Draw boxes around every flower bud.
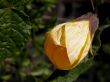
[44,13,99,70]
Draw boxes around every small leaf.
[1,75,11,80]
[30,70,44,76]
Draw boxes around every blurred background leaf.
[0,8,31,59]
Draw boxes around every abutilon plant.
[44,13,99,70]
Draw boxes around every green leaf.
[46,57,93,82]
[0,8,31,59]
[0,0,31,10]
[92,28,101,55]
[1,75,11,81]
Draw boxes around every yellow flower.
[44,13,99,70]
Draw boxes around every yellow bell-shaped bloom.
[44,13,99,70]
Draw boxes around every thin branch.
[90,0,95,11]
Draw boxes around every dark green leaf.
[46,57,93,82]
[0,9,31,59]
[0,0,31,10]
